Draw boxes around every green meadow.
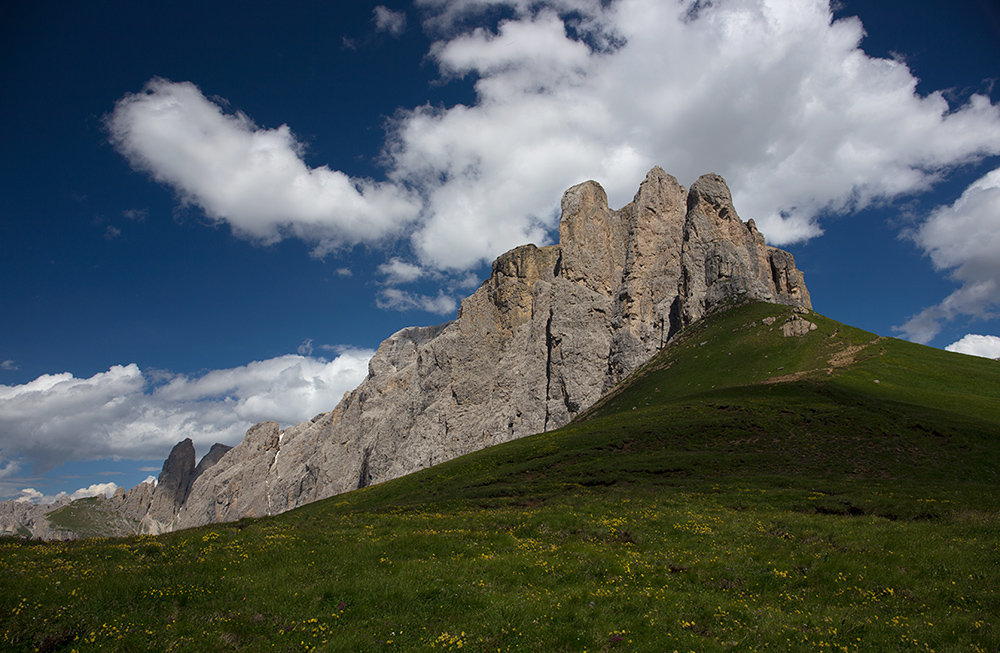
[3,301,999,652]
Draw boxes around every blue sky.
[2,0,999,503]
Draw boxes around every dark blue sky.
[2,0,999,501]
[2,0,452,378]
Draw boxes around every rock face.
[0,497,72,540]
[194,442,232,478]
[0,168,811,538]
[109,479,155,525]
[140,440,233,533]
[146,438,196,527]
[97,439,235,536]
[175,422,282,527]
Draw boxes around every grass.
[2,301,999,652]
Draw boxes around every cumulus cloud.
[105,78,421,253]
[12,481,127,505]
[154,351,375,424]
[376,288,458,315]
[896,167,1000,343]
[378,257,426,284]
[945,334,1000,360]
[374,256,464,316]
[0,350,373,475]
[394,0,1000,268]
[108,1,1000,276]
[69,482,119,500]
[374,5,408,35]
[14,488,46,504]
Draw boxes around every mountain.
[4,300,999,651]
[332,299,1000,511]
[2,167,812,538]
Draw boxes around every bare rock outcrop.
[0,440,232,539]
[109,478,155,524]
[0,497,72,540]
[193,442,232,479]
[782,314,819,337]
[130,439,233,534]
[145,438,196,529]
[175,422,281,527]
[681,173,809,325]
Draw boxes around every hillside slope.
[3,301,999,652]
[333,300,1000,514]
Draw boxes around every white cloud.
[0,350,373,474]
[1,360,18,371]
[108,2,1000,279]
[897,167,1000,343]
[392,0,1000,269]
[378,257,426,284]
[376,288,458,315]
[0,460,19,479]
[154,351,375,424]
[946,334,1000,360]
[69,482,119,500]
[374,6,408,35]
[297,339,315,356]
[14,488,46,504]
[13,482,125,505]
[106,78,422,253]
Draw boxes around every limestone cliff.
[1,168,811,538]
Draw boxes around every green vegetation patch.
[2,483,997,652]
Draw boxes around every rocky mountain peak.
[164,167,810,532]
[687,172,736,220]
[146,437,196,525]
[4,167,813,539]
[193,442,233,478]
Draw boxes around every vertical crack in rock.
[543,307,557,431]
[265,440,281,516]
[357,446,372,490]
[667,295,684,343]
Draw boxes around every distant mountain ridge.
[2,167,812,538]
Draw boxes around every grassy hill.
[2,301,998,652]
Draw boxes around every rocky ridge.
[3,168,811,538]
[0,496,72,540]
